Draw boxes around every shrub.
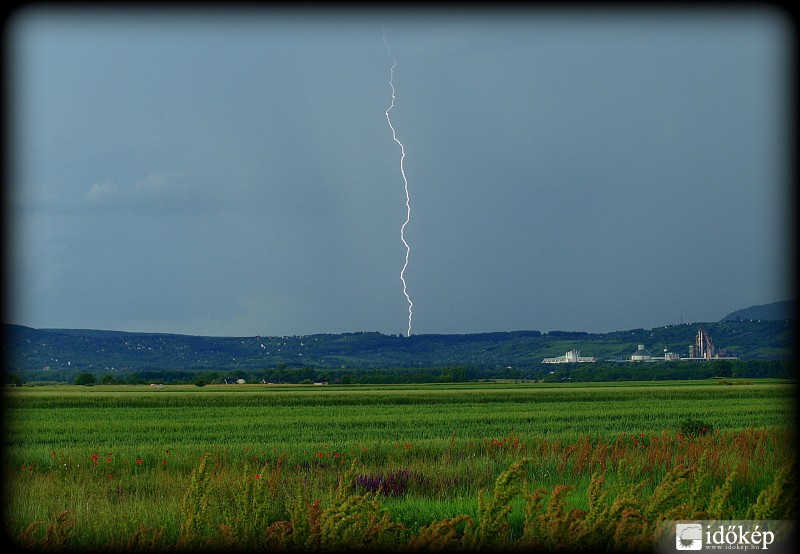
[679,417,714,437]
[73,372,96,386]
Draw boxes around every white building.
[630,345,653,362]
[542,350,596,364]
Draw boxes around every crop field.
[2,379,796,551]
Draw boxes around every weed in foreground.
[9,432,796,551]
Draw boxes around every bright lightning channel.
[383,28,413,337]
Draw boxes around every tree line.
[5,359,792,387]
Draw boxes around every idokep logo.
[675,523,703,550]
[669,521,789,552]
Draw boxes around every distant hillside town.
[542,328,737,364]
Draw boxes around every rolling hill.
[2,317,794,376]
[721,299,796,322]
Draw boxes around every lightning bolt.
[383,28,414,337]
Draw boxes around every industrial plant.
[542,350,596,364]
[541,328,738,363]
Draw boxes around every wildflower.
[106,473,113,479]
[165,450,170,454]
[50,451,56,457]
[162,460,167,465]
[255,474,261,479]
[135,459,143,465]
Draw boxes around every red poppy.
[135,459,143,465]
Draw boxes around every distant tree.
[440,366,468,382]
[298,367,316,381]
[711,360,733,378]
[127,373,148,385]
[204,370,221,384]
[73,372,96,386]
[100,374,116,385]
[194,377,207,388]
[5,373,23,387]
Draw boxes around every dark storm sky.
[6,6,793,337]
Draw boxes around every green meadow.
[3,380,795,551]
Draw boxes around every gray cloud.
[6,6,792,336]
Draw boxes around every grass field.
[2,379,796,551]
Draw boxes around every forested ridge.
[2,318,794,385]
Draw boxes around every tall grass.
[9,431,793,551]
[3,381,795,550]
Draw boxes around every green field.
[3,380,796,551]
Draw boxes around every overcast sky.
[5,5,793,337]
